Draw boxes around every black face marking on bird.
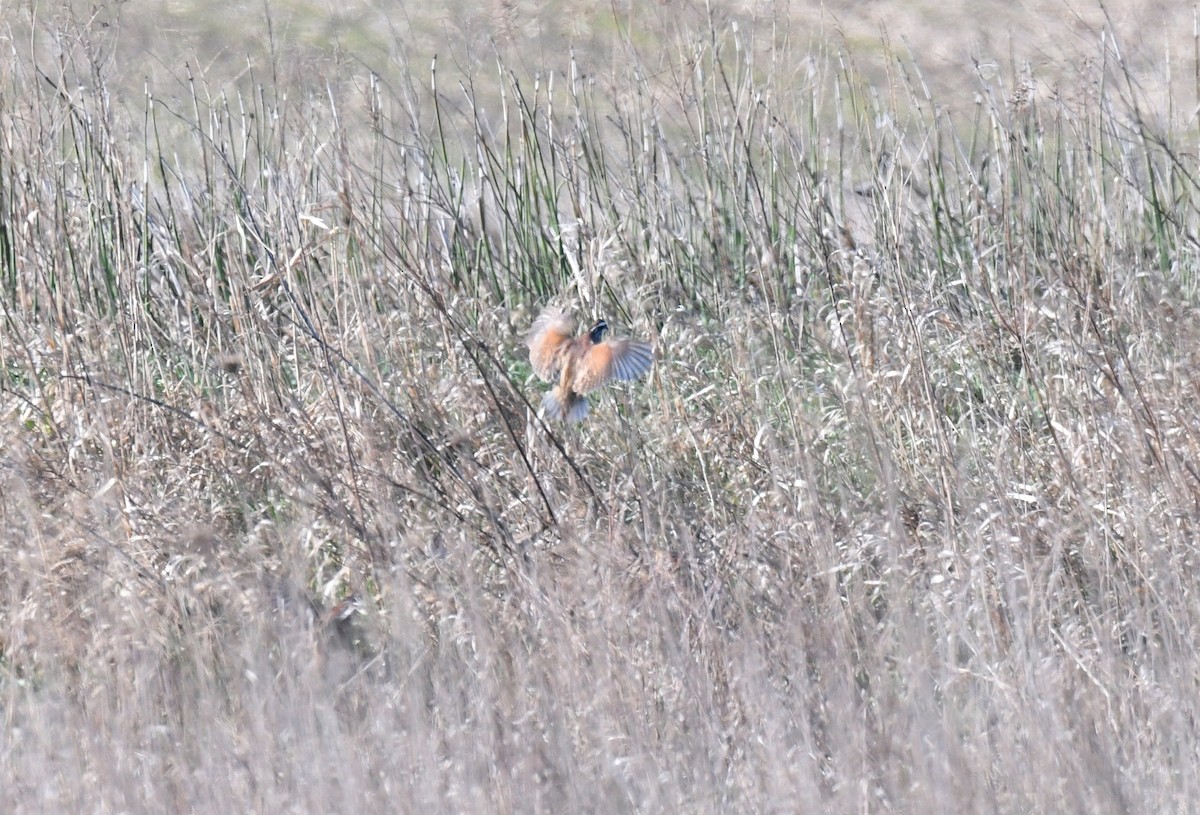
[587,319,609,344]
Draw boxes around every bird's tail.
[542,387,589,422]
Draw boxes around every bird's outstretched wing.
[526,309,576,381]
[573,339,654,393]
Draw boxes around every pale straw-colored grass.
[2,3,1199,812]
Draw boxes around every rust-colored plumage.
[526,308,654,422]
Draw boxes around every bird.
[526,307,654,422]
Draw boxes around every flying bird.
[526,308,654,422]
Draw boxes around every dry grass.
[3,2,1200,812]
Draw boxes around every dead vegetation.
[2,3,1200,812]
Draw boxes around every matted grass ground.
[3,1,1200,812]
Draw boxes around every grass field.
[4,1,1200,812]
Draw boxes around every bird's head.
[587,318,609,343]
